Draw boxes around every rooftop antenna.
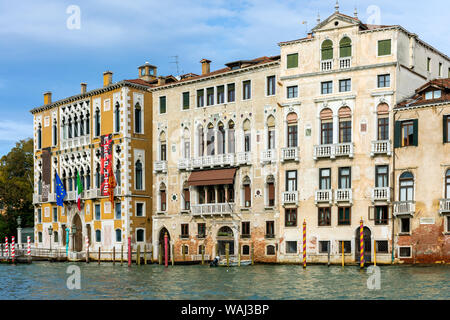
[170,55,180,75]
[335,0,339,13]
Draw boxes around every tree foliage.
[0,138,34,239]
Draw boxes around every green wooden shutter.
[321,40,333,60]
[394,121,402,148]
[412,119,419,146]
[160,96,166,114]
[182,92,189,109]
[444,115,448,143]
[378,39,391,56]
[287,53,298,68]
[339,37,351,57]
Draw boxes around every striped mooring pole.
[4,237,8,258]
[11,236,15,263]
[302,220,306,268]
[360,218,364,269]
[85,236,89,263]
[27,236,31,263]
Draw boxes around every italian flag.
[76,171,83,211]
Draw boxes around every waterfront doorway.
[72,214,83,252]
[355,226,372,263]
[158,227,171,262]
[217,226,234,255]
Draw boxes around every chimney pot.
[200,59,211,75]
[81,83,87,94]
[157,76,166,86]
[103,71,113,87]
[44,91,52,105]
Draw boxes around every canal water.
[0,262,448,299]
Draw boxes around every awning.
[187,168,237,186]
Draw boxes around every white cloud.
[0,120,32,142]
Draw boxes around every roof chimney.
[103,71,113,87]
[157,76,166,86]
[81,83,87,94]
[44,91,52,105]
[200,59,211,75]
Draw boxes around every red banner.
[100,134,113,196]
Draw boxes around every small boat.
[218,259,252,267]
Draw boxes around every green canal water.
[0,262,448,300]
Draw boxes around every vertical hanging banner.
[41,147,51,202]
[100,134,113,196]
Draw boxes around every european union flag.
[55,172,67,207]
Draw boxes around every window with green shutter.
[321,40,333,60]
[339,37,352,58]
[159,96,166,114]
[182,92,189,110]
[378,39,391,56]
[444,115,450,143]
[395,119,418,147]
[287,53,298,69]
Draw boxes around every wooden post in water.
[327,241,330,267]
[182,245,186,262]
[201,245,205,265]
[85,236,89,263]
[251,243,254,265]
[112,246,115,265]
[171,244,174,266]
[374,240,377,266]
[164,233,168,268]
[137,245,140,266]
[225,243,229,267]
[144,244,147,265]
[215,243,218,258]
[120,244,123,266]
[159,244,162,265]
[302,220,307,268]
[341,241,345,267]
[238,244,241,267]
[360,218,364,269]
[98,246,101,265]
[128,236,132,267]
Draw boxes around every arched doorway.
[217,226,234,256]
[158,227,171,262]
[355,226,372,263]
[72,214,83,252]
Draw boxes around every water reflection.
[0,262,448,300]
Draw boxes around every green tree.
[0,138,34,239]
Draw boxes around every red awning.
[187,168,237,186]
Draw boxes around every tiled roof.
[396,78,450,108]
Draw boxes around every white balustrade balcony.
[261,149,276,164]
[47,193,56,202]
[84,189,97,199]
[237,152,252,165]
[213,153,235,167]
[154,160,167,173]
[191,203,235,217]
[282,191,298,205]
[191,157,203,168]
[339,57,351,69]
[371,140,391,156]
[178,158,190,170]
[393,201,415,216]
[372,187,390,202]
[315,189,333,204]
[61,135,91,150]
[114,186,122,196]
[66,191,76,201]
[334,143,354,158]
[33,194,42,204]
[314,143,354,160]
[321,59,333,71]
[335,188,352,203]
[281,147,299,162]
[313,144,333,159]
[439,199,450,214]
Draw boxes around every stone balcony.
[191,203,235,217]
[315,189,333,204]
[335,188,352,203]
[371,187,391,202]
[321,58,351,71]
[313,143,354,160]
[439,199,450,214]
[236,152,252,165]
[32,193,42,204]
[282,191,298,205]
[154,160,167,173]
[339,57,352,69]
[261,149,276,164]
[281,147,299,162]
[321,59,333,71]
[393,201,415,216]
[61,136,91,150]
[371,140,391,156]
[178,158,190,170]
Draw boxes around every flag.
[55,172,67,207]
[108,167,117,209]
[76,171,83,211]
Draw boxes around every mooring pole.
[238,244,241,267]
[128,236,131,267]
[120,244,123,266]
[11,236,15,264]
[251,243,254,265]
[360,218,365,269]
[303,220,307,268]
[159,244,162,265]
[341,241,345,267]
[226,243,229,267]
[171,244,174,266]
[98,246,101,265]
[27,236,31,263]
[164,232,168,268]
[113,246,115,265]
[144,244,147,265]
[201,245,205,265]
[374,239,377,266]
[137,245,140,266]
[182,245,186,262]
[85,236,89,263]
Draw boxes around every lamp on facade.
[71,225,76,252]
[48,225,53,255]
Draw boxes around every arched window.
[85,167,91,190]
[85,112,90,135]
[159,183,166,211]
[338,107,352,143]
[115,161,121,187]
[321,39,333,60]
[68,117,73,139]
[339,37,352,58]
[54,231,59,243]
[267,116,276,149]
[73,115,78,137]
[37,123,42,149]
[95,108,100,137]
[243,176,251,207]
[286,113,298,148]
[217,122,225,154]
[399,172,414,201]
[52,120,58,146]
[445,169,450,199]
[136,229,144,242]
[79,114,84,136]
[228,121,235,153]
[377,103,389,140]
[183,128,190,159]
[182,182,190,210]
[159,131,167,161]
[135,160,143,190]
[266,175,275,206]
[243,119,251,152]
[198,244,205,255]
[266,245,276,255]
[206,123,215,156]
[114,102,120,133]
[115,229,122,242]
[198,125,204,156]
[95,230,101,242]
[320,108,333,144]
[95,164,101,189]
[80,167,85,189]
[134,103,142,133]
[68,170,73,192]
[38,173,42,195]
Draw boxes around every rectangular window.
[161,190,166,211]
[339,241,351,253]
[241,221,250,238]
[375,166,389,188]
[378,74,390,88]
[427,57,431,72]
[183,188,190,210]
[321,121,333,144]
[217,85,225,104]
[115,204,121,219]
[197,89,204,107]
[338,207,351,225]
[400,217,410,233]
[447,216,450,233]
[136,202,144,217]
[244,184,251,207]
[445,115,450,143]
[378,39,391,56]
[160,143,167,161]
[267,76,276,96]
[268,129,276,149]
[319,168,331,190]
[399,246,411,258]
[287,125,298,147]
[197,223,206,238]
[339,79,351,92]
[159,96,166,114]
[266,221,275,238]
[286,170,297,191]
[319,241,330,253]
[285,208,297,227]
[53,207,58,222]
[268,182,275,207]
[376,240,389,253]
[318,207,331,226]
[244,133,251,152]
[182,92,190,110]
[339,120,351,143]
[439,62,443,76]
[401,121,414,146]
[207,87,214,106]
[227,83,235,102]
[95,204,101,220]
[378,117,389,140]
[286,241,297,254]
[321,81,333,94]
[287,53,298,69]
[287,85,298,99]
[395,119,418,148]
[243,80,251,100]
[338,167,351,189]
[181,224,189,238]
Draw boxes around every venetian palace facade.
[31,8,450,264]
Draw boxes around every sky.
[0,0,448,157]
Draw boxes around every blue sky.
[0,0,448,156]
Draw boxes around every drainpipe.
[391,109,398,264]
